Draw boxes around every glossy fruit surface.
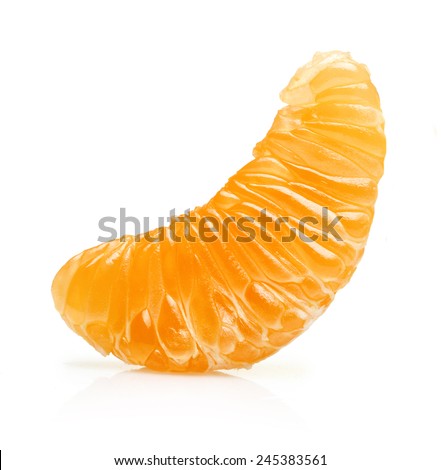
[52,51,386,372]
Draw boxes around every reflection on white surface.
[60,366,305,432]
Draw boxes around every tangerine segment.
[52,51,386,372]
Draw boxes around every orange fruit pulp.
[52,51,386,372]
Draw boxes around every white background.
[1,1,440,469]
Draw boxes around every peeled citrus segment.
[52,51,386,372]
